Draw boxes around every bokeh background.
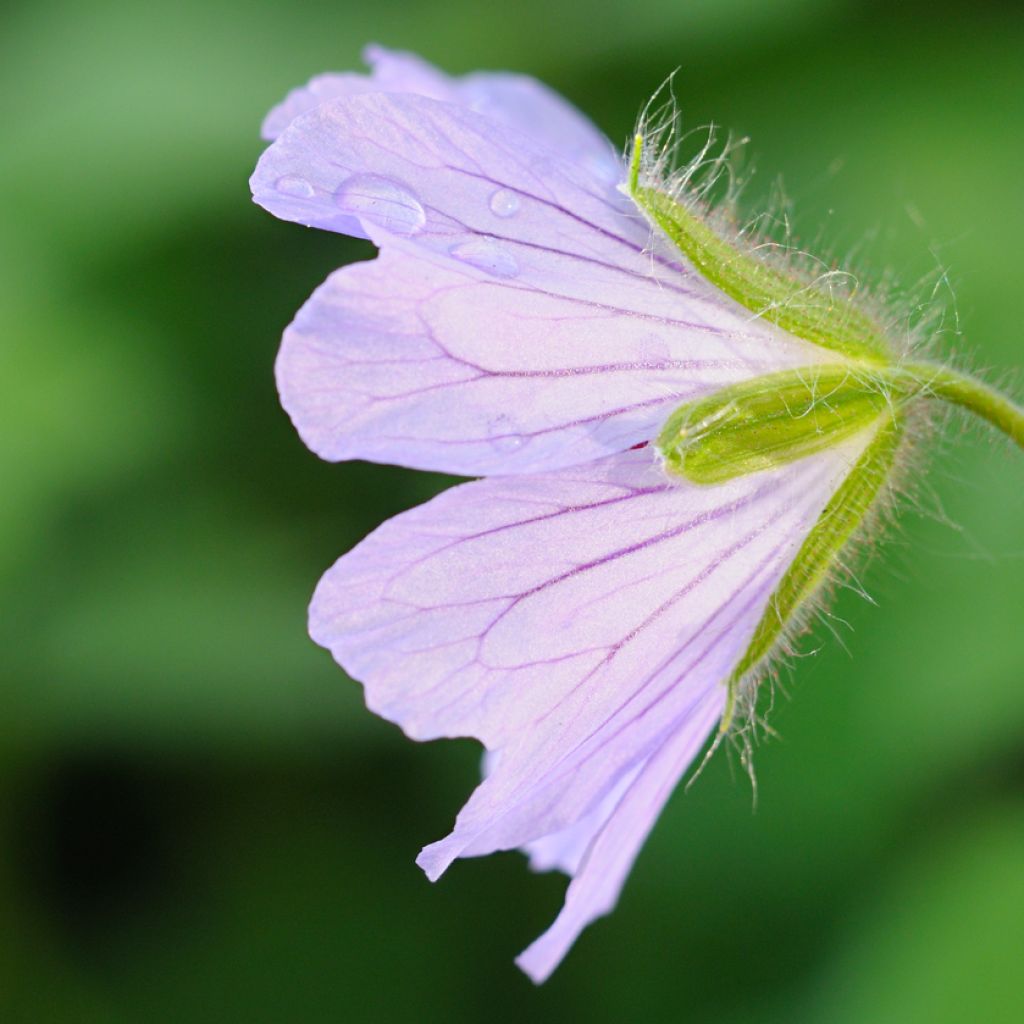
[3,0,1023,1020]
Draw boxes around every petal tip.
[415,841,456,882]
[514,941,558,986]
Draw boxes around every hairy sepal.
[722,413,905,731]
[626,134,892,364]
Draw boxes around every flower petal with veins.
[261,44,620,186]
[265,93,838,475]
[277,241,838,476]
[252,89,842,377]
[310,437,874,977]
[516,690,724,983]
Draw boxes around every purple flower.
[250,47,898,982]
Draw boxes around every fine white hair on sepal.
[630,74,751,223]
[625,78,971,367]
[718,403,934,784]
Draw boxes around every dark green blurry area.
[2,0,1022,1020]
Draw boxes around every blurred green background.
[3,0,1023,1020]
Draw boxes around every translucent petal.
[310,437,875,976]
[276,224,835,476]
[260,45,618,186]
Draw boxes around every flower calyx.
[628,127,1024,732]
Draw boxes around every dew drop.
[491,435,524,453]
[448,240,519,279]
[276,175,315,198]
[334,174,426,236]
[489,188,521,218]
[487,415,527,453]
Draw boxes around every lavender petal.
[261,45,618,186]
[310,438,873,976]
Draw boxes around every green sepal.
[627,135,892,364]
[721,413,905,732]
[658,364,911,485]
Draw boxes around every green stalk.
[896,361,1024,450]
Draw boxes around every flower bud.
[657,365,911,485]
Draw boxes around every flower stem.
[898,362,1024,450]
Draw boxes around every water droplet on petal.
[487,415,527,453]
[334,174,426,236]
[276,175,315,198]
[448,240,519,279]
[489,189,521,218]
[491,435,524,453]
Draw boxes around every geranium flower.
[251,47,1024,982]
